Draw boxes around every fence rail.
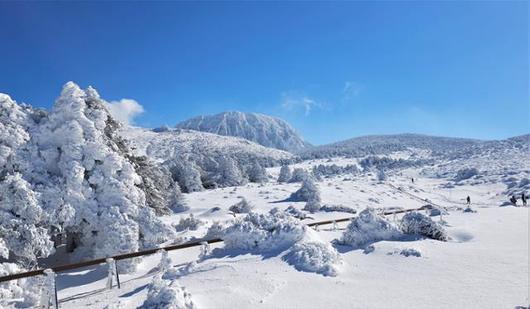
[0,206,427,284]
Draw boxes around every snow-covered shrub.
[311,164,359,179]
[215,156,247,187]
[174,214,203,232]
[139,275,195,309]
[277,165,292,183]
[377,168,387,182]
[222,212,305,252]
[400,212,447,241]
[0,174,54,264]
[170,159,204,193]
[131,156,186,214]
[247,161,268,183]
[320,204,357,214]
[289,168,310,183]
[204,221,226,239]
[228,198,254,214]
[270,206,309,219]
[284,241,341,276]
[338,208,401,248]
[0,263,25,301]
[303,199,321,213]
[290,178,321,203]
[454,167,479,181]
[399,248,422,257]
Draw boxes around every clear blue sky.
[0,1,528,145]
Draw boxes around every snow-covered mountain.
[175,111,311,152]
[121,126,294,192]
[299,133,530,159]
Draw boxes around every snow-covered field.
[1,84,528,308]
[18,163,528,309]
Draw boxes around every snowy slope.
[300,133,528,159]
[175,111,311,152]
[121,126,294,164]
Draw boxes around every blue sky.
[0,1,528,145]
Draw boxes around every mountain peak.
[176,111,310,152]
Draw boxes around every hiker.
[510,195,517,206]
[411,177,414,183]
[522,193,527,206]
[466,196,471,206]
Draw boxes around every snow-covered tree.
[377,168,387,182]
[289,168,310,183]
[339,207,401,248]
[0,174,54,264]
[290,178,321,203]
[229,198,254,214]
[400,212,447,241]
[170,159,204,193]
[247,161,268,183]
[12,82,175,271]
[277,165,292,183]
[216,156,246,187]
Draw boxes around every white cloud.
[342,81,362,101]
[281,92,321,116]
[106,99,145,124]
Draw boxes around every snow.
[338,207,402,248]
[0,86,529,308]
[175,111,311,152]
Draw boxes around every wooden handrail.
[0,207,424,283]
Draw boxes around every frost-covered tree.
[0,174,54,264]
[400,212,447,241]
[277,165,292,183]
[216,156,246,187]
[289,168,310,183]
[14,82,175,271]
[339,207,401,248]
[290,178,321,203]
[377,168,387,182]
[229,198,254,214]
[170,159,204,193]
[247,161,268,183]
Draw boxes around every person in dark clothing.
[411,178,414,183]
[522,193,527,206]
[466,196,471,205]
[510,195,517,206]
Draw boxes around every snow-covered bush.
[289,168,310,183]
[215,156,247,187]
[377,168,387,182]
[228,198,254,214]
[338,208,401,248]
[400,212,447,241]
[284,241,341,276]
[222,212,305,252]
[247,161,268,183]
[303,199,321,213]
[311,164,359,179]
[139,275,195,309]
[277,165,292,183]
[454,167,479,181]
[290,178,321,203]
[170,159,204,193]
[204,221,226,239]
[0,263,24,301]
[0,174,54,264]
[320,204,357,214]
[174,214,203,232]
[270,206,309,219]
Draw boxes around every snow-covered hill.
[175,111,311,152]
[121,127,295,192]
[300,133,530,160]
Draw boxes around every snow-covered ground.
[6,162,526,309]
